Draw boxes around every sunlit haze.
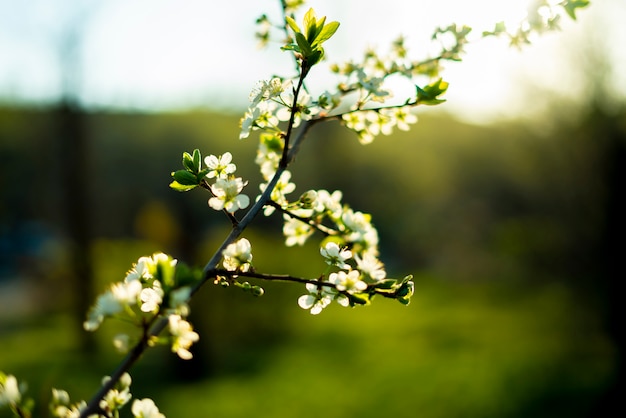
[0,0,623,122]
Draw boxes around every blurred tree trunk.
[52,5,98,353]
[55,101,95,353]
[592,108,625,415]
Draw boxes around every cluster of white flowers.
[260,170,296,215]
[280,189,381,256]
[84,253,175,330]
[341,106,417,144]
[255,133,284,181]
[83,253,199,360]
[297,240,386,315]
[239,77,321,141]
[49,388,88,418]
[99,374,132,415]
[204,152,250,214]
[48,373,165,418]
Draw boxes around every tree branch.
[264,199,337,236]
[212,268,334,289]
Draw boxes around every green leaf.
[372,279,397,290]
[302,8,317,37]
[182,152,195,172]
[281,43,301,53]
[172,169,199,186]
[174,263,203,287]
[192,149,201,172]
[169,180,197,192]
[394,276,414,305]
[416,78,449,105]
[197,169,210,181]
[562,0,590,20]
[348,292,371,306]
[285,15,300,34]
[311,16,326,42]
[307,48,324,67]
[482,21,506,37]
[312,21,339,47]
[156,257,177,288]
[397,295,411,306]
[295,32,313,57]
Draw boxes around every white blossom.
[355,252,386,281]
[140,281,164,313]
[132,398,165,418]
[222,238,253,272]
[320,242,352,269]
[168,315,199,360]
[283,217,314,246]
[205,152,236,179]
[209,178,250,213]
[329,270,367,294]
[0,374,21,407]
[297,283,336,315]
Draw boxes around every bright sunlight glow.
[0,0,621,122]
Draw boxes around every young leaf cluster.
[282,8,340,70]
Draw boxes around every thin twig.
[265,199,337,236]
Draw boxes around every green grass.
[153,280,614,417]
[0,236,616,418]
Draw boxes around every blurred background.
[0,0,624,417]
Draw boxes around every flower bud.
[299,190,317,209]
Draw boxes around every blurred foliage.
[0,102,623,416]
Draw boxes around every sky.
[0,0,623,122]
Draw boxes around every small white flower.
[101,386,131,412]
[367,110,394,136]
[132,398,165,418]
[355,252,386,281]
[320,242,352,269]
[342,111,367,132]
[385,106,417,131]
[0,374,21,407]
[84,288,126,331]
[329,270,367,294]
[249,77,284,105]
[315,189,343,218]
[239,106,260,139]
[62,401,88,418]
[205,152,236,179]
[357,69,391,102]
[222,238,253,271]
[209,178,250,213]
[168,314,200,360]
[283,217,314,247]
[110,280,142,305]
[125,255,158,282]
[297,283,335,315]
[140,281,164,313]
[341,208,379,250]
[299,190,318,209]
[255,101,279,129]
[260,170,296,215]
[51,388,70,406]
